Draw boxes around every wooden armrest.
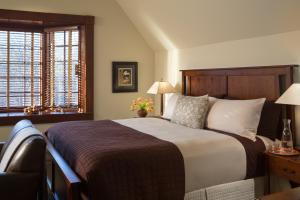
[46,136,81,199]
[46,139,80,184]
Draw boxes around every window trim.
[0,9,94,125]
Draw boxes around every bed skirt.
[184,178,263,200]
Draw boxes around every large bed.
[46,65,296,200]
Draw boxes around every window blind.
[45,28,80,110]
[0,31,42,111]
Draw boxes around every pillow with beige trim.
[206,98,266,141]
[171,95,209,129]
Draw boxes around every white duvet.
[114,118,272,193]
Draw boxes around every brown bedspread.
[47,120,185,200]
[208,129,266,179]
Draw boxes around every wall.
[155,30,300,144]
[0,0,154,140]
[116,0,300,51]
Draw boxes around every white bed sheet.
[114,118,272,193]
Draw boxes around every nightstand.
[265,152,300,194]
[260,187,300,200]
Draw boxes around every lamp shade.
[147,81,176,94]
[276,83,300,106]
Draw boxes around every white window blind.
[46,29,80,109]
[0,31,42,111]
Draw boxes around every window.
[0,29,80,112]
[0,31,42,111]
[45,28,80,111]
[0,9,94,125]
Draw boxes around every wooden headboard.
[181,65,297,140]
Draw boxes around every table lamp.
[275,83,300,153]
[147,81,176,115]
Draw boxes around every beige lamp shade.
[276,83,300,106]
[147,81,176,94]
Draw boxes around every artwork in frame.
[112,62,138,93]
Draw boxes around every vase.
[280,119,293,152]
[137,109,148,117]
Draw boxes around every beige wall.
[155,30,300,144]
[0,0,155,140]
[116,0,300,51]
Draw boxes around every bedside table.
[260,187,300,200]
[265,151,300,193]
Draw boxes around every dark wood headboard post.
[181,74,186,95]
[181,65,298,142]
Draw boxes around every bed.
[46,65,297,200]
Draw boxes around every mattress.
[115,118,273,193]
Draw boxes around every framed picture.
[112,62,138,93]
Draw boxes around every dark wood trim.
[84,24,94,114]
[0,9,94,26]
[0,23,44,32]
[0,112,93,126]
[44,26,79,32]
[180,64,299,72]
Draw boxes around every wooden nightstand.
[260,187,300,200]
[265,151,300,194]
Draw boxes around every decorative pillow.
[163,94,214,120]
[206,98,266,141]
[171,95,209,129]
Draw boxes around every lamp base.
[160,93,164,116]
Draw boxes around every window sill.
[0,112,93,126]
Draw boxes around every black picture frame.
[112,62,138,93]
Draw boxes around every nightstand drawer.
[269,155,300,183]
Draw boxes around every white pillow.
[163,94,216,120]
[206,98,266,141]
[162,93,180,119]
[208,96,218,110]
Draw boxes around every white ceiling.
[116,0,300,50]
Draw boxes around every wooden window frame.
[0,9,94,125]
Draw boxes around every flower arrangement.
[24,105,40,114]
[130,97,154,117]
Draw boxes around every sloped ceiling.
[116,0,300,51]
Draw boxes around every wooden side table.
[265,151,300,194]
[260,187,300,200]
